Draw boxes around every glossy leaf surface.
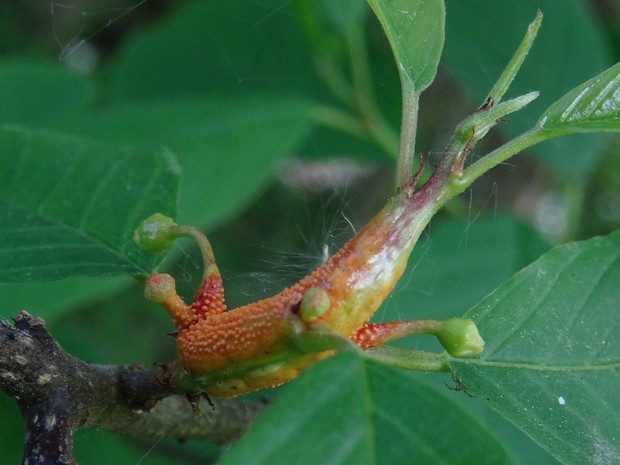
[106,0,317,100]
[451,231,620,465]
[539,62,620,132]
[61,96,311,229]
[384,214,550,334]
[0,62,94,127]
[0,127,178,281]
[220,351,514,465]
[443,0,613,179]
[367,0,444,91]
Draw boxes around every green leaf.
[450,230,620,465]
[0,277,131,321]
[443,0,614,179]
[0,394,23,464]
[383,214,550,344]
[60,96,311,229]
[367,0,445,91]
[74,430,212,465]
[375,214,556,463]
[0,127,179,281]
[220,351,515,465]
[105,0,317,101]
[538,62,620,132]
[0,61,94,127]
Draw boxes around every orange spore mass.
[165,183,433,397]
[189,272,227,320]
[178,292,299,373]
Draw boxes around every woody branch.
[0,311,264,465]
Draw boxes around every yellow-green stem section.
[396,82,420,187]
[365,346,450,372]
[458,127,560,194]
[170,225,219,279]
[488,10,543,105]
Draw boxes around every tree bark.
[0,311,264,464]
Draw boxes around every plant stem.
[347,21,400,158]
[365,346,450,372]
[488,10,543,105]
[311,104,368,140]
[396,81,419,187]
[171,225,219,279]
[315,56,356,107]
[458,127,559,193]
[347,21,376,108]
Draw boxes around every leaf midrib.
[451,358,620,372]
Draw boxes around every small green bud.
[134,213,177,253]
[435,318,484,357]
[299,287,331,323]
[144,273,176,303]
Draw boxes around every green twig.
[396,82,420,187]
[365,346,450,372]
[346,20,400,158]
[311,105,369,140]
[170,225,219,279]
[309,16,401,160]
[315,57,356,107]
[488,10,543,105]
[347,21,377,108]
[459,127,559,192]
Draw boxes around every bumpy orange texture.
[164,182,436,397]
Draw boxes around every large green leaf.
[0,127,179,281]
[538,62,620,133]
[450,230,620,465]
[105,0,317,101]
[60,96,311,229]
[443,0,614,179]
[375,214,556,464]
[367,0,444,91]
[0,277,131,321]
[220,351,514,465]
[382,214,549,344]
[0,61,94,127]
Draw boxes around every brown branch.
[0,311,265,464]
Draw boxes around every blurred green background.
[1,0,619,463]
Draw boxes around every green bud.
[435,318,484,357]
[299,287,331,323]
[144,273,176,303]
[134,213,177,253]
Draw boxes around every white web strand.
[49,0,149,62]
[134,437,162,465]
